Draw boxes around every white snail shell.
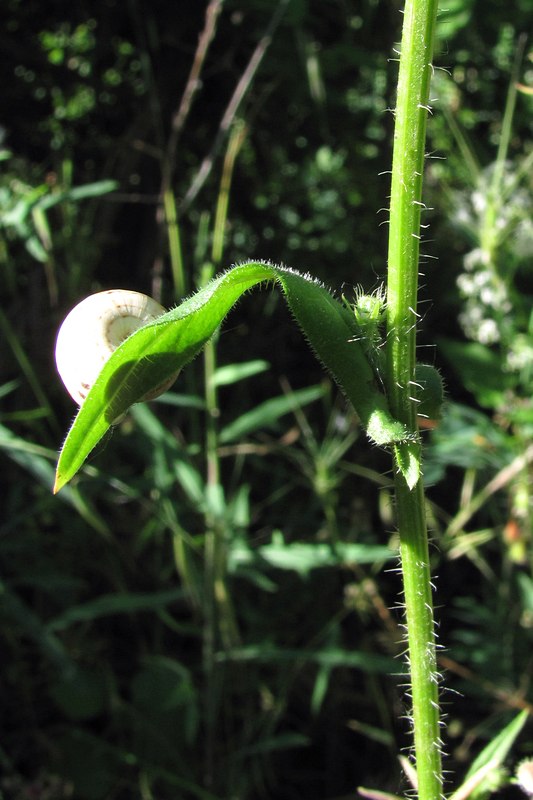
[55,289,177,406]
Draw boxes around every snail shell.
[55,289,177,406]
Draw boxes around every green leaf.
[0,422,109,535]
[46,588,186,632]
[55,262,411,492]
[219,384,325,443]
[212,358,270,387]
[517,572,533,612]
[229,530,396,578]
[393,440,421,491]
[357,789,405,800]
[216,643,399,675]
[438,338,514,410]
[234,732,309,758]
[49,665,107,720]
[415,363,444,422]
[0,580,74,673]
[36,179,118,211]
[449,711,529,800]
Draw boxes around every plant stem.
[385,1,441,799]
[386,0,438,416]
[201,121,245,787]
[395,480,442,800]
[163,188,185,298]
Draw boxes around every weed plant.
[0,2,532,799]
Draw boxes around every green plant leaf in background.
[229,531,396,579]
[54,262,414,492]
[438,338,515,410]
[448,711,529,800]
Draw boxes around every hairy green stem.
[385,1,441,799]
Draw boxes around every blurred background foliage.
[0,0,532,798]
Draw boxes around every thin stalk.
[155,0,224,295]
[201,122,245,788]
[446,442,533,538]
[163,0,225,186]
[181,0,289,212]
[385,1,441,799]
[0,309,60,438]
[490,34,527,197]
[202,328,220,787]
[202,125,246,648]
[162,188,185,298]
[441,105,480,184]
[211,120,247,265]
[482,34,527,261]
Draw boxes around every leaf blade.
[55,262,410,491]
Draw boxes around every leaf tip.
[393,441,421,490]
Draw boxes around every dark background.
[0,1,532,798]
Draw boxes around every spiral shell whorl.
[55,289,172,406]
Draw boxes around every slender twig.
[446,443,533,538]
[490,34,527,199]
[160,0,225,199]
[202,120,245,790]
[180,0,290,212]
[211,120,248,264]
[153,0,225,298]
[439,655,533,715]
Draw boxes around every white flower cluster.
[516,758,533,797]
[453,161,533,350]
[456,249,511,344]
[505,334,533,374]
